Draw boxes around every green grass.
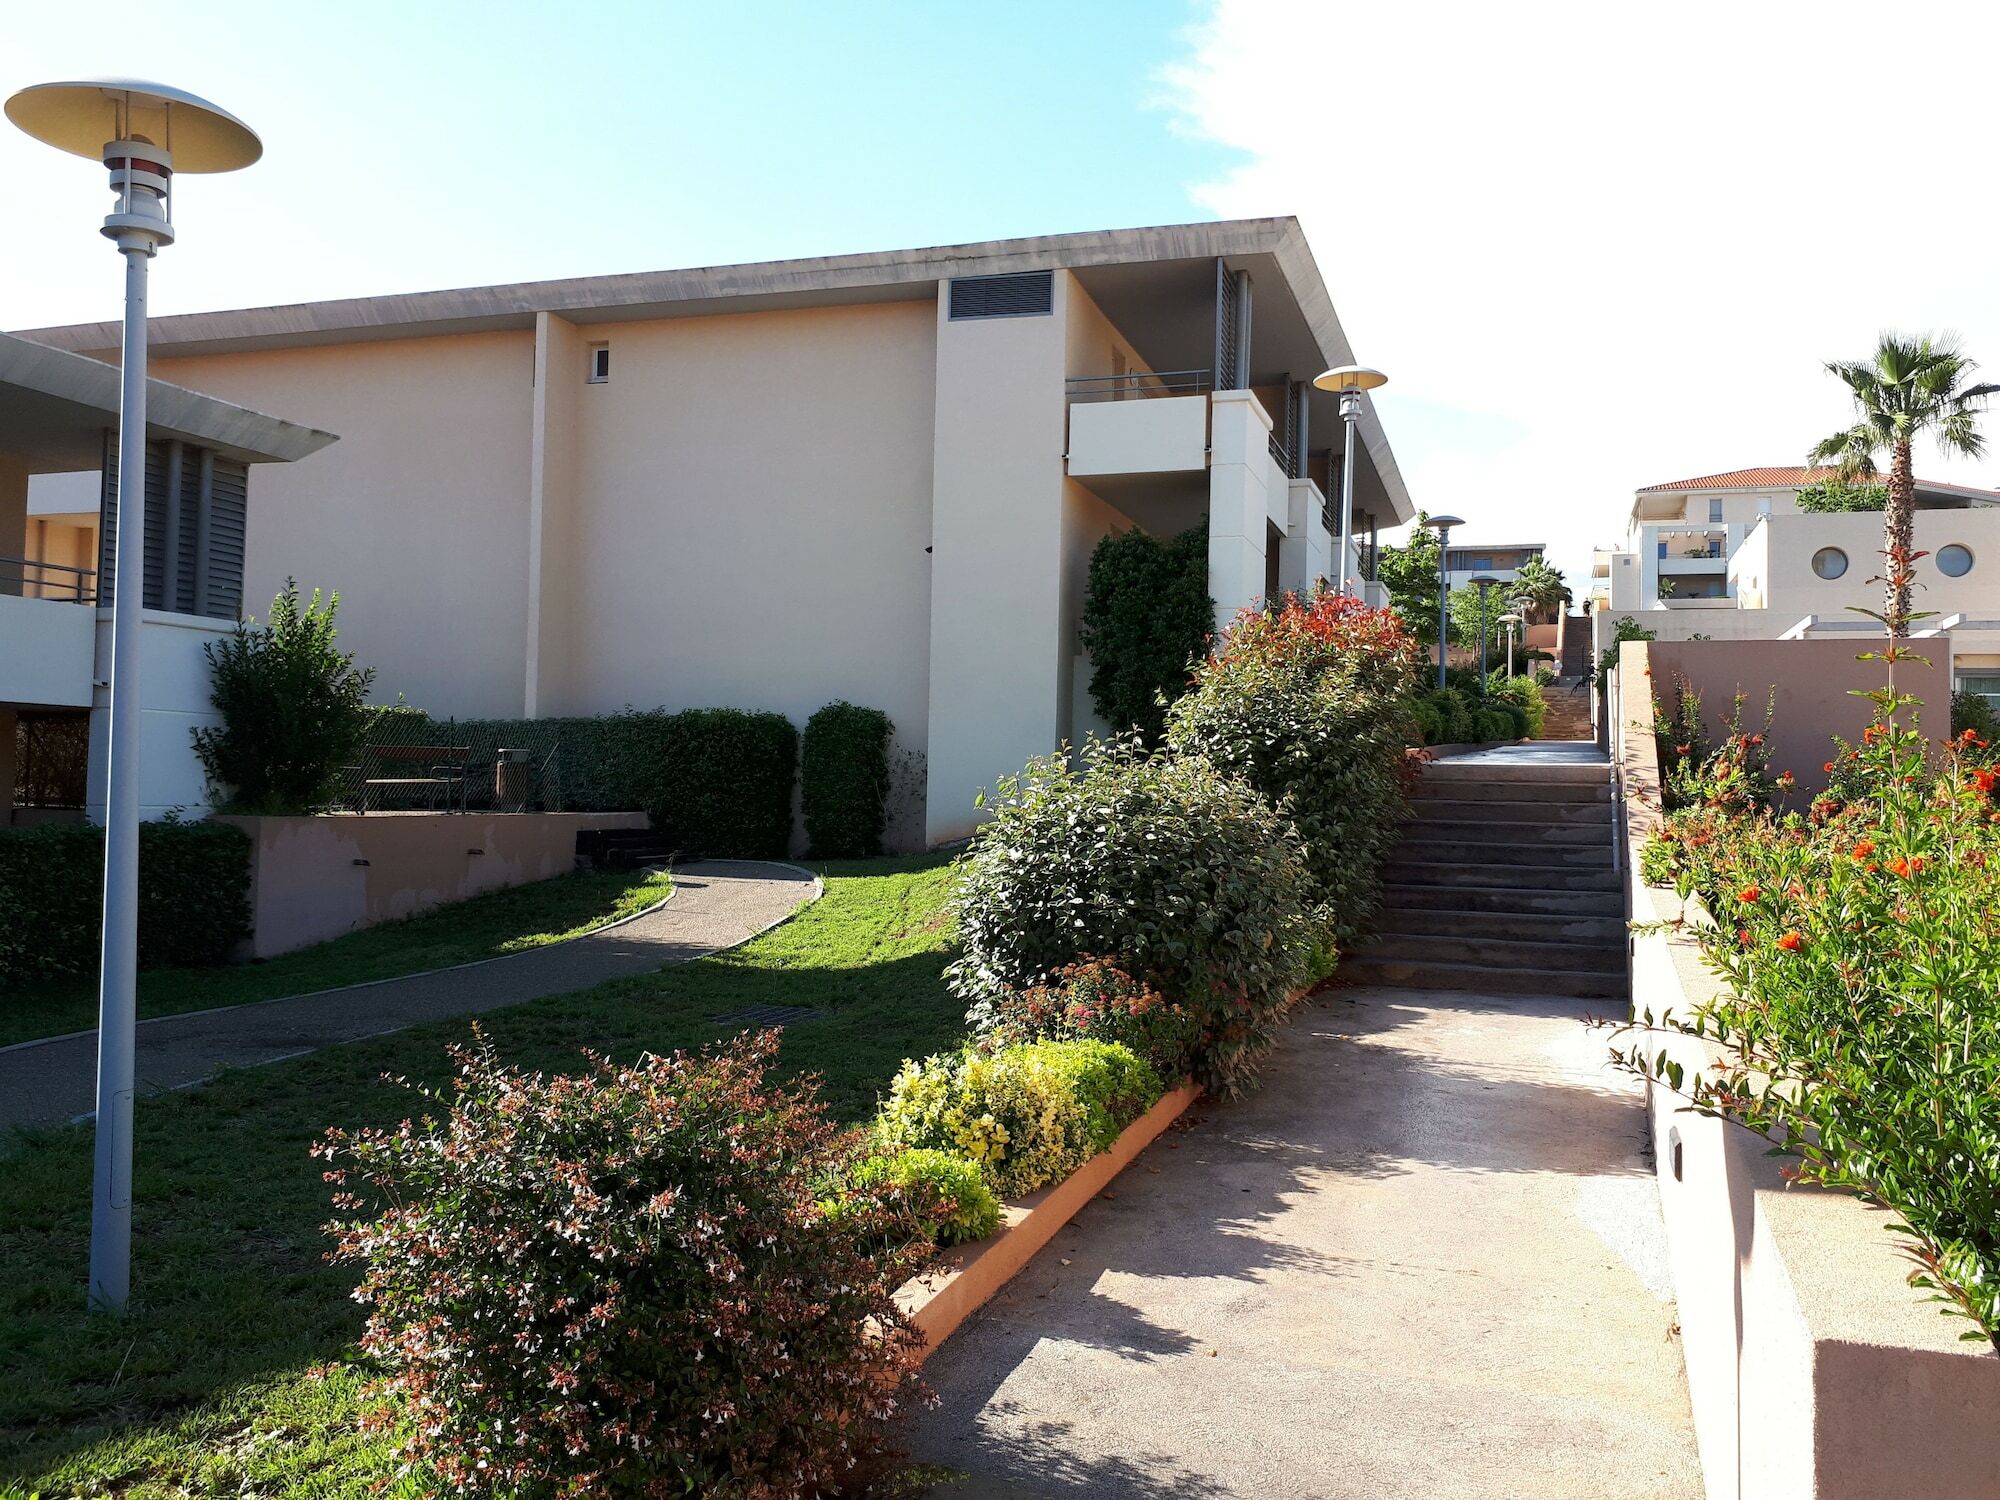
[0,856,962,1498]
[0,865,676,1048]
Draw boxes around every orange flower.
[1777,931,1803,952]
[1737,884,1761,903]
[1823,760,1836,774]
[1675,743,1691,756]
[1737,928,1753,947]
[1851,840,1876,860]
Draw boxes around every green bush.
[874,1039,1163,1196]
[319,1031,930,1497]
[1487,672,1548,737]
[193,581,373,813]
[1470,706,1517,742]
[1166,592,1419,950]
[828,1148,1002,1248]
[0,819,251,986]
[1413,687,1473,744]
[376,706,799,857]
[801,702,892,858]
[1078,523,1214,741]
[1953,690,2000,744]
[952,741,1312,1096]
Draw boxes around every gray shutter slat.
[948,271,1053,319]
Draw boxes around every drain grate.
[714,1004,824,1029]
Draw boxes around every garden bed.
[896,1082,1201,1355]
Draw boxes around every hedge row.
[374,703,896,860]
[0,820,251,987]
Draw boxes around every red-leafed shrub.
[975,958,1205,1082]
[316,1030,931,1499]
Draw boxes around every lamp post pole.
[1310,365,1389,597]
[1499,611,1523,679]
[1428,515,1463,689]
[7,79,260,1314]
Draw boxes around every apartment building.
[12,218,1413,847]
[1441,540,1546,593]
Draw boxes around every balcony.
[1065,370,1212,477]
[0,563,95,708]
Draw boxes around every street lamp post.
[1426,514,1464,688]
[1471,576,1501,689]
[1311,365,1388,597]
[6,79,260,1315]
[1499,611,1523,679]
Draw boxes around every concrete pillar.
[1279,478,1335,596]
[1207,389,1273,634]
[0,453,28,597]
[924,274,1070,846]
[525,312,582,716]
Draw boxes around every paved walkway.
[0,860,818,1131]
[905,986,1699,1499]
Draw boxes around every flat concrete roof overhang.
[0,331,337,471]
[10,217,1409,523]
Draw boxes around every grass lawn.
[0,865,676,1049]
[0,855,961,1499]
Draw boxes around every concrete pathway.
[905,986,1699,1499]
[0,860,818,1131]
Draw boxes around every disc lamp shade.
[1312,364,1389,394]
[5,79,261,171]
[1427,514,1465,530]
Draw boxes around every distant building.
[1441,540,1546,593]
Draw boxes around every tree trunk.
[1885,438,1915,634]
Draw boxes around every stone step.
[1359,932,1625,972]
[1403,818,1611,847]
[1381,882,1625,918]
[1391,839,1613,869]
[1415,778,1611,804]
[1375,905,1628,946]
[1383,860,1621,893]
[1409,797,1614,826]
[1422,760,1609,787]
[1338,955,1627,1001]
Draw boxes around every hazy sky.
[6,1,1998,591]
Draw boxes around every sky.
[6,0,2000,593]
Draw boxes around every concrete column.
[525,312,582,715]
[924,275,1071,845]
[0,453,28,597]
[1280,478,1335,596]
[1207,389,1273,634]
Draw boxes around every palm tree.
[1810,333,1998,634]
[1508,556,1571,624]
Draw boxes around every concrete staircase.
[1537,680,1596,741]
[1344,751,1626,999]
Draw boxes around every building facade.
[1441,540,1545,594]
[13,219,1414,847]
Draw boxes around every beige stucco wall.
[926,277,1070,843]
[1732,510,2000,622]
[215,809,648,958]
[150,332,537,719]
[550,300,937,757]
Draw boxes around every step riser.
[1381,883,1624,916]
[1384,864,1620,893]
[1360,935,1624,970]
[1422,763,1609,787]
[1393,841,1612,869]
[1416,780,1611,804]
[1404,820,1611,846]
[1375,907,1627,945]
[1409,799,1614,827]
[1339,958,1626,1001]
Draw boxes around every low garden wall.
[1617,641,2000,1499]
[215,810,648,958]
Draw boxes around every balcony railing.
[1268,430,1300,480]
[1065,369,1212,404]
[0,556,96,603]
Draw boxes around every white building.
[11,219,1415,847]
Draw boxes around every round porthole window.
[1938,544,1975,577]
[1812,547,1848,580]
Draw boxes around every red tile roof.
[1639,465,2000,496]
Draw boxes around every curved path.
[0,860,819,1132]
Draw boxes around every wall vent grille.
[948,271,1054,320]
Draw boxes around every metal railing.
[330,711,569,814]
[1267,430,1300,480]
[0,555,96,603]
[1064,368,1213,403]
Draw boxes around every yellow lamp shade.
[1312,364,1389,393]
[6,78,260,171]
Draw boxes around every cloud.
[1159,0,2000,588]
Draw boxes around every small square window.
[587,344,610,384]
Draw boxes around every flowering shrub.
[1652,678,1785,814]
[1616,693,2000,1346]
[826,1148,1002,1248]
[874,1039,1164,1197]
[1165,591,1420,949]
[971,958,1205,1083]
[951,740,1313,1096]
[317,1030,931,1498]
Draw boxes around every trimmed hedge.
[373,707,799,858]
[802,702,893,858]
[0,820,251,986]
